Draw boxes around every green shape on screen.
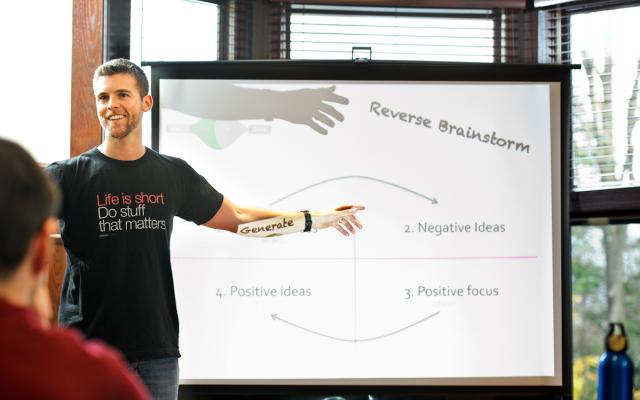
[190,119,222,150]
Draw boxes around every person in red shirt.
[0,138,150,400]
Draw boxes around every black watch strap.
[301,210,312,232]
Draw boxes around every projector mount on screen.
[147,60,572,399]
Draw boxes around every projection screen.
[148,61,571,398]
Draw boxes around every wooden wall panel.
[70,0,103,157]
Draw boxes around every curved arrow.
[269,176,438,206]
[271,311,440,343]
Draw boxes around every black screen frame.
[145,60,573,400]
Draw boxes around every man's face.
[93,73,152,140]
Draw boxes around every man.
[46,58,364,400]
[0,138,149,399]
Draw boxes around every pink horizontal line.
[173,256,538,261]
[372,256,538,260]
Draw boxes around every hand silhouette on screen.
[161,82,350,136]
[270,85,349,135]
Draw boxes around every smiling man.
[46,58,364,400]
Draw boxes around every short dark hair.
[0,139,60,278]
[93,58,150,98]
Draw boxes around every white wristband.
[237,213,307,238]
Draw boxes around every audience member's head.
[0,138,59,306]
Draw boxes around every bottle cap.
[607,334,627,352]
[606,322,628,352]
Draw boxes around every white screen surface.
[158,79,562,386]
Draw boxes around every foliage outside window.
[572,224,640,399]
[571,7,640,191]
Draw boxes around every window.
[131,0,219,62]
[567,5,640,400]
[570,6,640,191]
[289,5,496,62]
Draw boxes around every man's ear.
[143,94,153,112]
[31,218,57,276]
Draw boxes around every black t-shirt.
[46,148,223,361]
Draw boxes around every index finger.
[324,86,350,105]
[335,205,365,212]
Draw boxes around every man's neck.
[98,134,146,161]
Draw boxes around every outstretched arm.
[202,198,364,237]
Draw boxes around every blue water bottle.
[597,322,634,400]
